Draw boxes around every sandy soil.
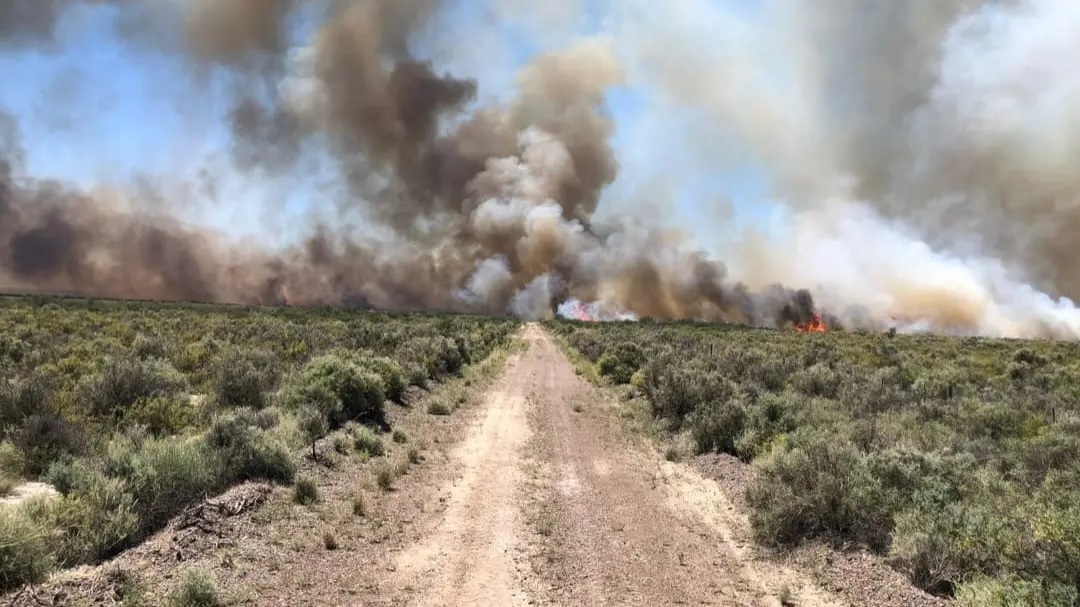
[356,324,846,606]
[0,482,58,507]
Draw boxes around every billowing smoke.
[3,0,1080,338]
[596,0,1080,338]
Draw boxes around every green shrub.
[734,392,797,461]
[392,428,408,444]
[293,475,318,505]
[14,415,86,475]
[790,363,841,399]
[168,568,222,607]
[204,414,296,485]
[689,398,747,455]
[252,407,281,430]
[45,457,96,496]
[284,355,385,425]
[427,400,452,416]
[375,462,395,491]
[352,426,385,457]
[212,355,267,410]
[103,435,217,539]
[131,334,168,360]
[31,473,139,565]
[332,434,351,455]
[747,433,891,550]
[399,336,464,380]
[299,406,329,461]
[598,342,646,385]
[955,575,1078,607]
[0,508,54,592]
[0,373,52,430]
[0,441,25,477]
[0,473,15,497]
[351,351,406,403]
[87,357,186,418]
[124,395,192,437]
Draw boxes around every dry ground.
[5,324,943,606]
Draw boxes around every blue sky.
[0,0,774,248]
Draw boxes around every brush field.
[547,319,1080,606]
[0,296,517,593]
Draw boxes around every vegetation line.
[546,318,1080,607]
[0,295,518,593]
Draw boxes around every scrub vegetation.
[0,295,516,592]
[548,317,1080,606]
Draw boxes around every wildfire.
[573,302,591,322]
[796,314,828,333]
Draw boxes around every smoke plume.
[4,0,1080,338]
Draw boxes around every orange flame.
[796,314,828,333]
[568,301,591,322]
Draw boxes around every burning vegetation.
[5,1,1080,339]
[795,315,828,333]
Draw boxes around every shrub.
[400,336,464,380]
[404,363,429,389]
[323,531,338,550]
[169,568,222,607]
[131,334,168,360]
[284,355,385,426]
[0,508,54,592]
[332,434,351,455]
[955,575,1078,607]
[33,473,139,565]
[45,457,96,496]
[252,407,281,430]
[351,351,406,403]
[0,441,24,477]
[567,331,605,362]
[392,428,408,444]
[124,395,192,437]
[735,393,797,461]
[746,433,891,550]
[647,365,740,431]
[790,363,841,399]
[103,435,217,539]
[204,414,295,485]
[212,355,266,410]
[299,407,328,461]
[352,426,385,457]
[427,400,452,416]
[0,373,52,430]
[14,415,86,475]
[598,342,646,385]
[0,473,14,497]
[688,398,747,455]
[87,357,186,418]
[352,496,366,517]
[376,462,395,491]
[293,475,318,505]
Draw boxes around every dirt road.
[364,324,846,607]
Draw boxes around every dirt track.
[361,324,846,607]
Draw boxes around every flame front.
[796,314,828,333]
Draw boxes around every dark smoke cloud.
[0,0,842,331]
[0,0,72,45]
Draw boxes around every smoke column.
[2,0,1080,339]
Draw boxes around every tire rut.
[368,324,848,606]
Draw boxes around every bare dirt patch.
[0,482,58,507]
